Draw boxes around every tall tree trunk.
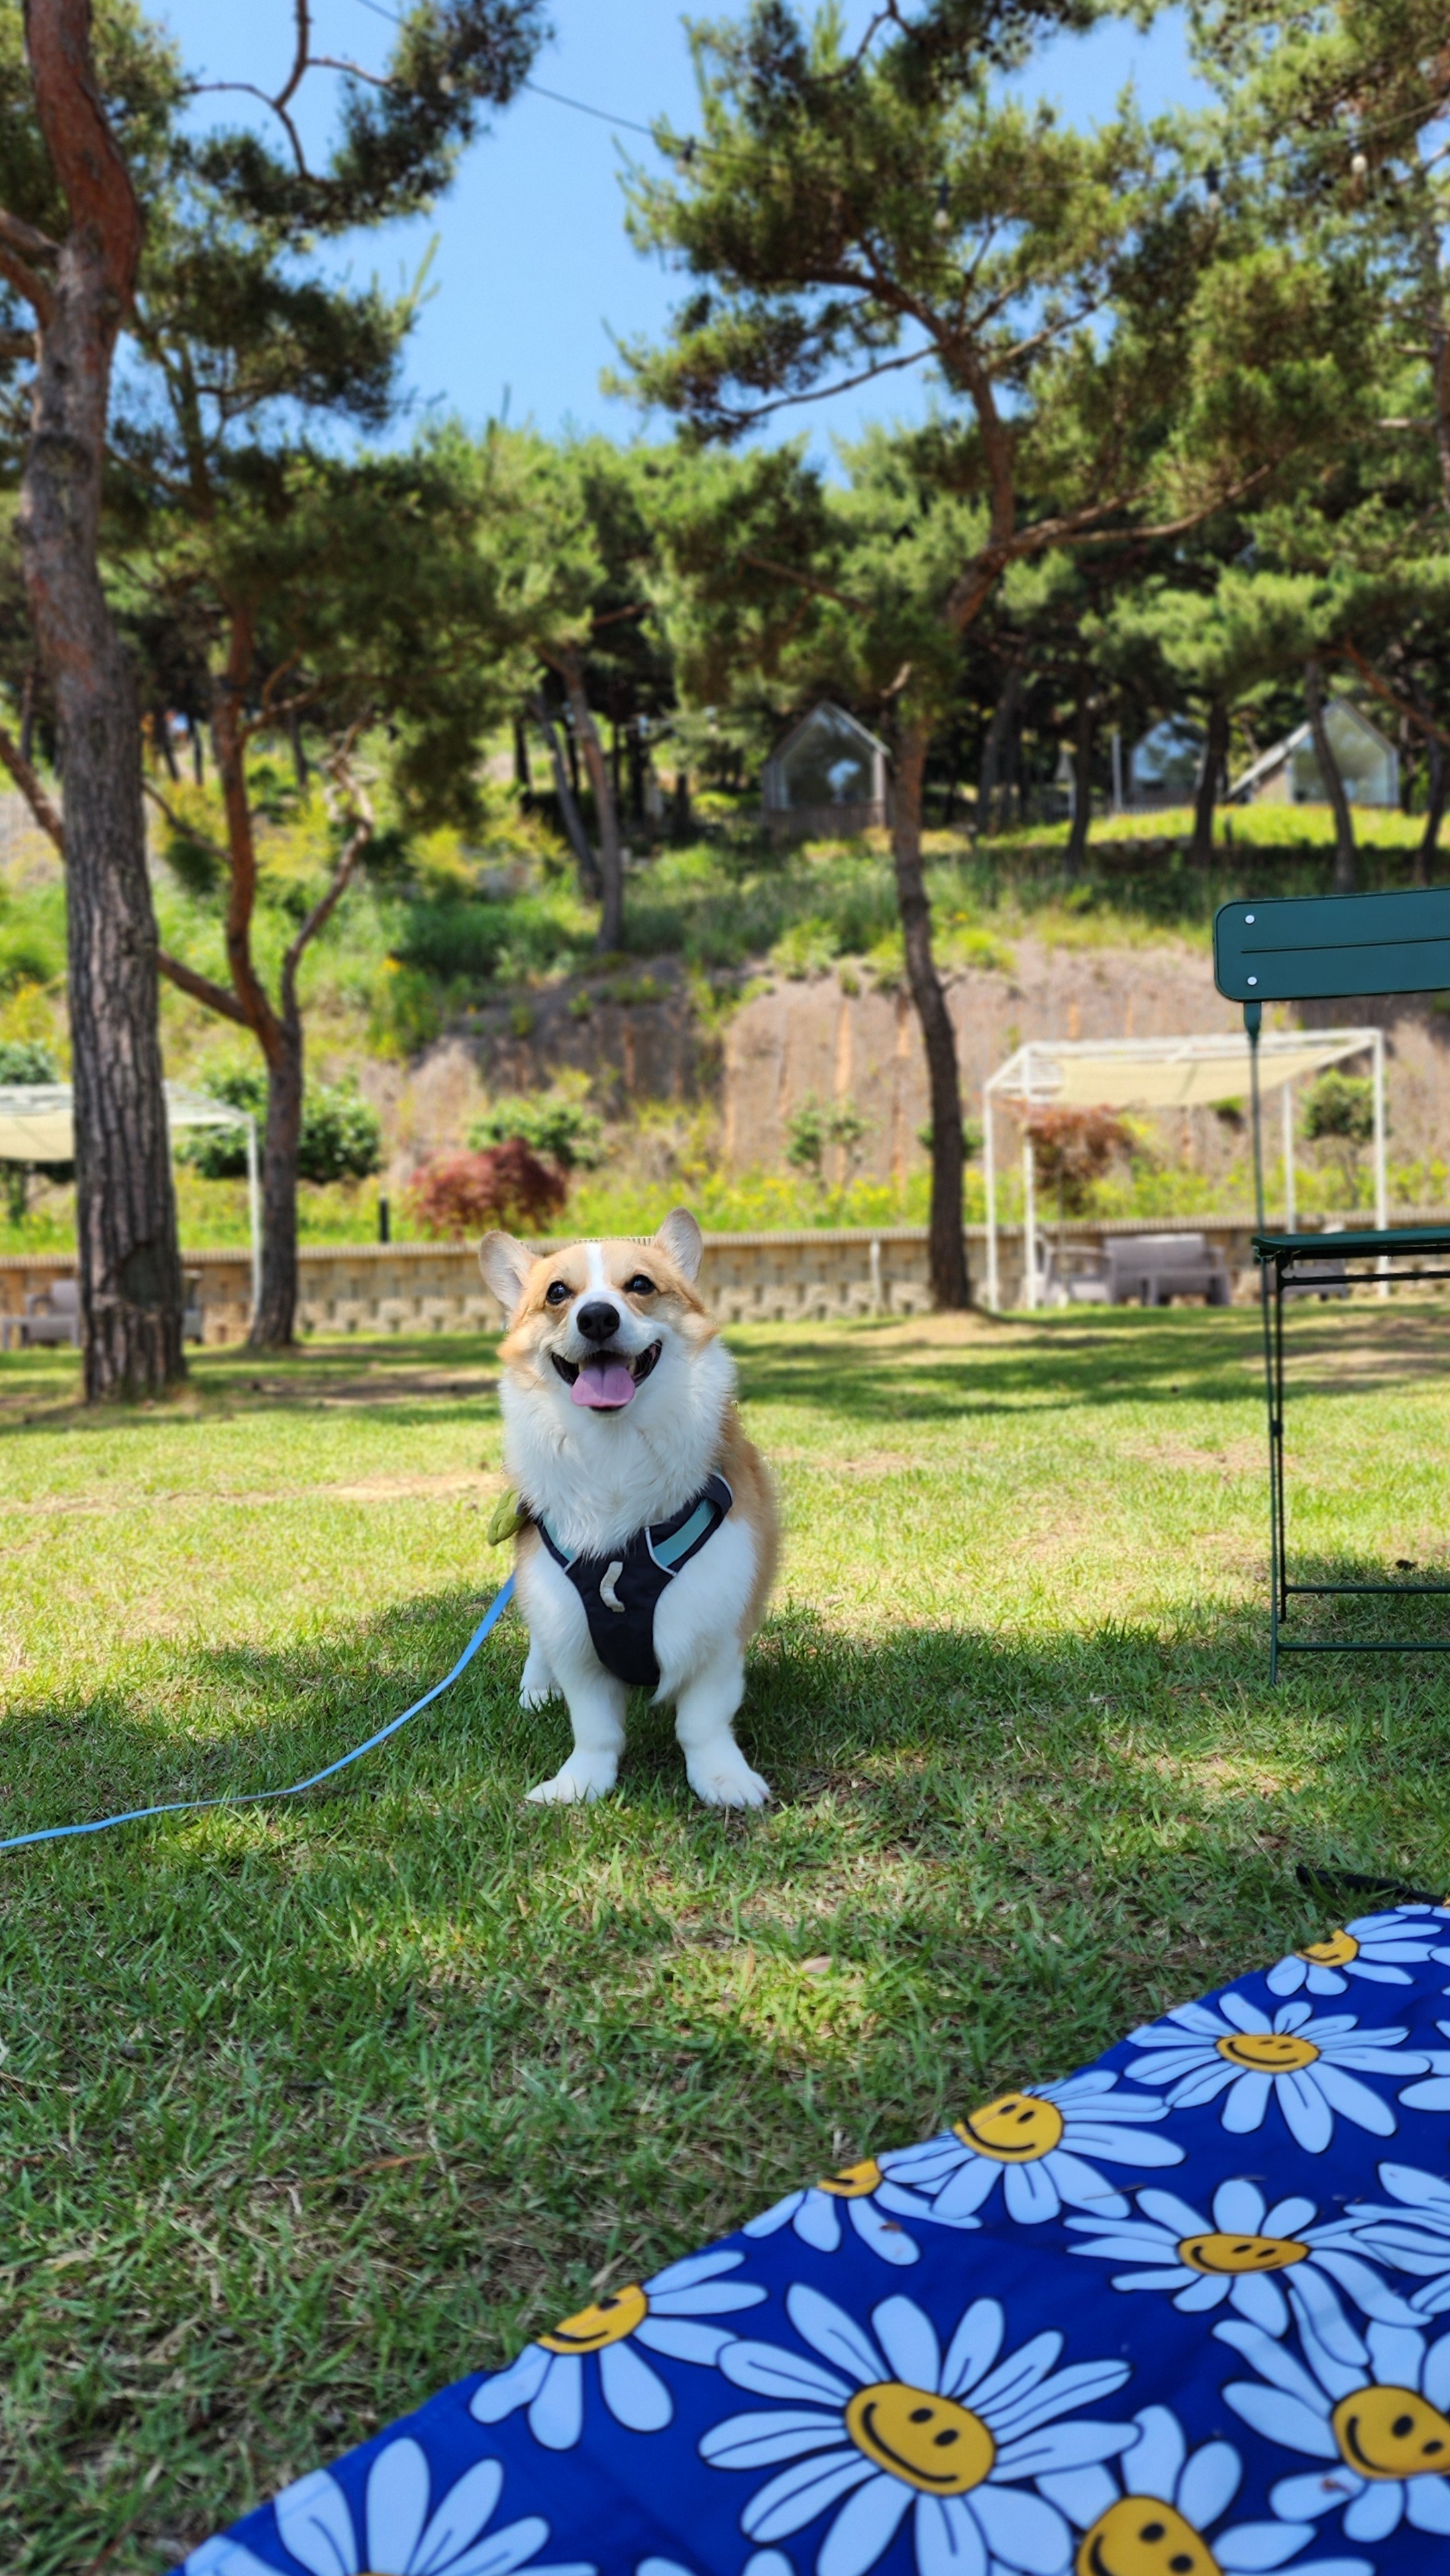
[1064,689,1094,877]
[253,1015,303,1348]
[513,713,532,794]
[1192,695,1229,866]
[559,648,623,952]
[977,662,1022,836]
[1412,684,1447,883]
[1419,738,1447,881]
[1305,656,1356,893]
[16,0,183,1397]
[529,691,599,897]
[893,720,969,1310]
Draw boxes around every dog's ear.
[479,1230,535,1318]
[654,1205,703,1283]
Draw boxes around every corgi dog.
[480,1207,778,1808]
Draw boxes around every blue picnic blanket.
[183,1905,1450,2576]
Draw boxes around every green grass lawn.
[4,1305,1450,2573]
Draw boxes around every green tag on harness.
[486,1488,530,1548]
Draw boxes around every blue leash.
[0,1573,515,1859]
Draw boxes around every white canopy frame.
[0,1083,260,1324]
[982,1028,1386,1312]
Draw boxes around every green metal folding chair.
[1214,885,1450,1678]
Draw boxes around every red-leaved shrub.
[1022,1107,1137,1214]
[407,1140,567,1239]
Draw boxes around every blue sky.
[157,0,1205,462]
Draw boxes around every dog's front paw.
[686,1754,772,1810]
[519,1648,558,1712]
[525,1759,617,1805]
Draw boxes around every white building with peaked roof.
[1229,699,1400,807]
[761,702,890,842]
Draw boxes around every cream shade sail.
[986,1030,1378,1113]
[0,1082,252,1162]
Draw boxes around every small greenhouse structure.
[1129,717,1206,807]
[761,703,890,842]
[982,1029,1386,1311]
[1230,701,1400,807]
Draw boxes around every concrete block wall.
[0,1213,1388,1344]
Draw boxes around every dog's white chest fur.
[501,1333,736,1558]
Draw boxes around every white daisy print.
[1392,2018,1450,2115]
[1341,2163,1450,2318]
[745,2156,943,2268]
[1267,1906,1450,2001]
[1034,2400,1374,2576]
[637,2562,791,2576]
[1219,2295,1450,2546]
[699,2281,1133,2576]
[876,2070,1183,2228]
[469,2248,765,2450]
[1068,2175,1420,2340]
[1124,1993,1427,2153]
[200,2437,595,2576]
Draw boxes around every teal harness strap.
[650,1496,717,1568]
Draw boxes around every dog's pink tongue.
[571,1358,636,1409]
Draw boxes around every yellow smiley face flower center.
[539,2281,648,2353]
[1296,1928,1360,1967]
[817,2156,884,2199]
[1214,2030,1320,2073]
[953,2091,1066,2163]
[1331,2384,1450,2479]
[1178,2229,1309,2275]
[844,2381,995,2493]
[1076,2495,1221,2575]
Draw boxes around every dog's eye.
[624,1274,657,1296]
[543,1280,572,1307]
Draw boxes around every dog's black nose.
[575,1299,621,1345]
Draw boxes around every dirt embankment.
[368,931,1450,1188]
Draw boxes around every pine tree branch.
[1339,639,1450,753]
[142,777,229,865]
[155,950,251,1026]
[0,719,63,849]
[280,732,372,1017]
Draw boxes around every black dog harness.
[535,1474,733,1689]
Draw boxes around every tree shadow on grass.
[1267,1548,1450,1654]
[8,1586,1450,2573]
[5,1572,1449,1899]
[736,1300,1450,1424]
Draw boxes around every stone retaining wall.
[1,1212,1415,1344]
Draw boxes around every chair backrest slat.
[1214,886,1450,1001]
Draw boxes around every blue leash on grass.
[0,1573,515,1858]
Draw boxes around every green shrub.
[181,1071,382,1183]
[468,1087,605,1173]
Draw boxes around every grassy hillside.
[0,775,1442,1254]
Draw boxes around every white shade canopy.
[0,1081,252,1162]
[986,1029,1378,1113]
[981,1027,1388,1311]
[0,1083,260,1322]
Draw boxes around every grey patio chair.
[1103,1233,1231,1307]
[19,1278,81,1347]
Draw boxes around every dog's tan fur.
[481,1209,778,1804]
